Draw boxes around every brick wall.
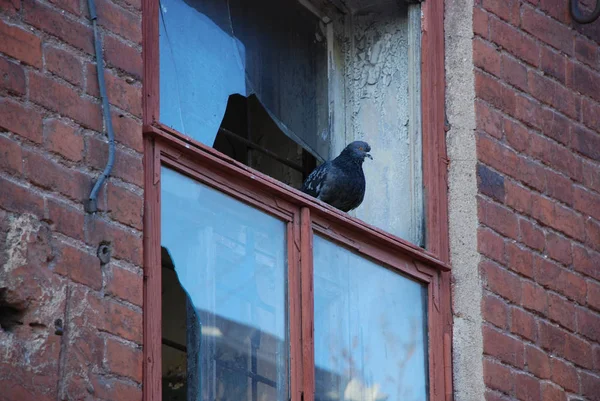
[0,0,143,398]
[474,1,600,400]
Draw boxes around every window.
[143,0,450,400]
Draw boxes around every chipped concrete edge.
[444,0,485,400]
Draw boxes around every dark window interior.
[214,94,318,190]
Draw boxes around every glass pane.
[161,167,288,401]
[159,0,329,160]
[313,235,428,401]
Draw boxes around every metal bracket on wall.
[570,0,600,24]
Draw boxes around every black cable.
[85,0,116,213]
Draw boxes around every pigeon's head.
[343,141,373,162]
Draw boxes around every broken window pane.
[313,235,428,401]
[161,167,289,401]
[159,0,329,160]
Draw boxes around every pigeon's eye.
[358,147,364,151]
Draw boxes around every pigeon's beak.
[366,153,373,160]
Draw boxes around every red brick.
[91,375,142,401]
[478,227,506,263]
[481,0,519,24]
[506,242,534,278]
[47,198,85,241]
[595,345,600,370]
[92,0,141,44]
[568,60,600,104]
[522,5,575,55]
[44,45,84,87]
[0,135,23,176]
[553,204,586,242]
[477,132,521,181]
[517,158,547,192]
[565,332,593,368]
[0,98,43,143]
[538,0,571,23]
[85,136,143,187]
[572,124,600,162]
[483,293,510,329]
[527,71,580,120]
[504,119,529,153]
[529,134,583,182]
[474,38,501,77]
[23,0,93,54]
[519,219,545,252]
[573,245,600,280]
[483,358,514,394]
[0,20,42,68]
[539,320,568,354]
[540,108,571,147]
[581,371,600,401]
[589,280,600,311]
[485,391,512,401]
[479,198,519,239]
[478,163,506,202]
[545,232,572,265]
[514,94,543,130]
[577,307,600,342]
[482,259,522,303]
[0,0,21,16]
[111,111,143,153]
[525,344,550,379]
[105,338,142,382]
[476,71,517,115]
[545,170,573,206]
[575,36,599,69]
[0,56,25,95]
[483,324,525,368]
[103,300,142,343]
[582,98,600,133]
[24,151,90,201]
[48,0,79,15]
[104,34,142,79]
[541,46,567,84]
[539,382,566,401]
[43,119,84,162]
[573,186,600,222]
[511,307,537,341]
[55,242,101,290]
[29,72,102,131]
[489,16,540,66]
[85,217,142,266]
[514,372,540,401]
[107,183,143,230]
[506,181,533,215]
[501,54,528,91]
[106,266,142,307]
[530,194,555,228]
[535,256,587,303]
[0,176,44,216]
[473,6,490,38]
[585,217,600,252]
[548,292,577,331]
[86,64,142,117]
[550,358,579,393]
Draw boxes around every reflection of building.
[162,246,390,401]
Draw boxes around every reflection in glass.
[313,236,428,401]
[159,0,329,159]
[161,167,288,401]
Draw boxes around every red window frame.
[141,0,451,400]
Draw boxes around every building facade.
[0,0,598,400]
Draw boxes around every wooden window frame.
[142,0,451,400]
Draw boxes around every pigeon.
[301,141,372,212]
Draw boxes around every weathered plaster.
[331,1,423,245]
[445,0,485,400]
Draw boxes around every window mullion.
[300,207,315,401]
